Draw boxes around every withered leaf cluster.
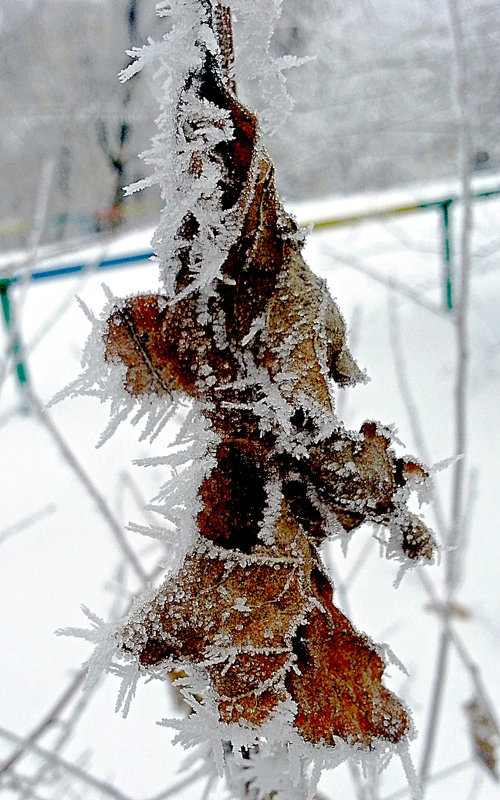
[104,4,434,748]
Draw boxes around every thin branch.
[418,622,452,789]
[0,726,134,800]
[16,666,104,800]
[386,292,447,535]
[446,0,473,576]
[0,547,170,787]
[452,629,499,724]
[322,245,444,317]
[117,469,159,527]
[0,504,55,546]
[419,1,474,788]
[2,773,49,800]
[418,568,497,718]
[383,758,473,800]
[24,385,147,583]
[0,669,86,777]
[447,466,478,594]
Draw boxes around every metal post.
[0,279,29,387]
[441,200,453,310]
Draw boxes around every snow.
[1,189,499,799]
[2,0,499,794]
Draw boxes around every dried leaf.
[102,4,434,749]
[122,500,409,745]
[465,696,499,780]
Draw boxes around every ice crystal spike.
[100,1,435,750]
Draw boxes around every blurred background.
[2,0,500,252]
[1,2,499,800]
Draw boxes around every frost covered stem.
[214,4,237,94]
[419,0,473,790]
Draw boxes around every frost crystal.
[63,2,434,798]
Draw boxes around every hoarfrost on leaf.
[56,606,121,691]
[61,3,436,799]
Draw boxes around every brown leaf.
[465,697,499,780]
[121,500,408,746]
[103,5,433,751]
[104,293,238,399]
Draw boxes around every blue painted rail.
[2,181,500,390]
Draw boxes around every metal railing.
[2,181,499,390]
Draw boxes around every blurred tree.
[265,0,500,198]
[1,0,500,247]
[0,0,162,248]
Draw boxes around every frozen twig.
[0,543,181,796]
[446,0,473,570]
[0,504,55,546]
[419,1,474,789]
[418,623,451,791]
[16,663,105,800]
[0,669,87,778]
[117,469,159,527]
[24,385,147,583]
[0,725,133,800]
[386,293,447,536]
[383,758,473,800]
[418,568,496,721]
[3,774,49,800]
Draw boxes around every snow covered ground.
[0,189,499,800]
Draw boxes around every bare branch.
[0,504,55,546]
[419,0,475,789]
[0,725,133,800]
[0,669,86,778]
[383,758,473,800]
[386,292,447,534]
[24,385,147,583]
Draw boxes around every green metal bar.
[0,279,29,386]
[304,183,500,233]
[0,182,497,390]
[441,200,453,310]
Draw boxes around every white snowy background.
[0,185,498,799]
[0,1,499,799]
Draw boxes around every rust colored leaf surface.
[104,5,434,750]
[122,501,409,746]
